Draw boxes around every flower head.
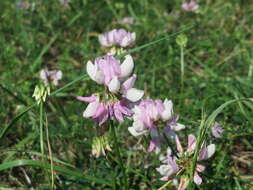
[182,0,199,12]
[158,134,215,189]
[77,95,133,125]
[211,122,224,138]
[40,69,62,86]
[99,29,136,48]
[86,54,143,101]
[128,99,185,153]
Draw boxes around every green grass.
[1,0,253,189]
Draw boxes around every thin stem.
[45,112,55,189]
[39,103,44,155]
[110,120,127,190]
[180,45,185,90]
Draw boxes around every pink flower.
[77,95,133,125]
[40,69,62,86]
[211,122,224,138]
[182,0,199,12]
[98,29,136,47]
[174,135,215,186]
[128,99,185,137]
[128,99,185,153]
[86,54,144,102]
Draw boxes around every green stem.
[180,45,185,90]
[110,120,127,190]
[39,103,44,155]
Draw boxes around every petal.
[87,61,104,84]
[161,99,173,121]
[187,134,196,153]
[98,34,109,47]
[128,126,147,136]
[83,102,99,118]
[171,123,185,131]
[194,172,202,185]
[207,144,215,159]
[120,55,134,78]
[121,74,137,92]
[108,77,120,93]
[175,135,184,154]
[196,164,206,173]
[125,88,144,102]
[77,95,97,103]
[86,61,96,80]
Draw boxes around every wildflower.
[32,84,50,104]
[78,54,143,125]
[182,0,199,12]
[156,147,179,181]
[86,54,143,101]
[77,95,133,125]
[157,134,215,190]
[16,1,36,11]
[128,99,185,153]
[211,122,224,138]
[40,69,62,86]
[98,29,136,48]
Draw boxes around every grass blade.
[0,159,112,187]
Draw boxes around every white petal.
[172,123,185,131]
[161,99,173,120]
[120,55,134,78]
[207,144,215,159]
[83,102,99,118]
[86,61,96,80]
[128,127,146,136]
[98,35,109,46]
[126,88,144,102]
[108,77,120,93]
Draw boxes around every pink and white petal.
[160,176,169,181]
[175,135,184,154]
[187,134,196,153]
[121,74,137,92]
[196,164,206,173]
[120,55,134,78]
[194,172,202,185]
[83,102,99,118]
[125,88,144,102]
[108,77,120,93]
[77,95,97,103]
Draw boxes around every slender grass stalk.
[110,120,127,190]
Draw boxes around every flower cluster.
[99,29,136,48]
[77,28,222,189]
[40,69,62,86]
[128,99,185,153]
[182,0,199,12]
[78,54,143,125]
[156,134,215,189]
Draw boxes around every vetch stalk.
[110,120,127,190]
